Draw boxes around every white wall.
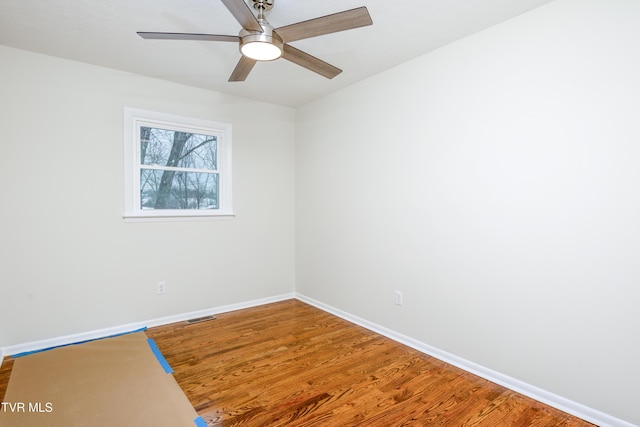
[0,45,295,348]
[296,0,640,424]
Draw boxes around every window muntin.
[124,108,233,221]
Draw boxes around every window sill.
[123,212,236,223]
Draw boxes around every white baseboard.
[1,293,295,358]
[295,293,637,427]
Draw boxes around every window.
[124,107,233,221]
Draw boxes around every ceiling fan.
[137,0,373,82]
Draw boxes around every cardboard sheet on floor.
[0,332,200,427]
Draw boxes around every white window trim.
[123,107,234,222]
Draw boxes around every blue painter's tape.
[146,338,173,374]
[194,416,207,427]
[13,327,148,358]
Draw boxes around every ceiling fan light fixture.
[239,28,283,61]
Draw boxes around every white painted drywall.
[0,45,295,347]
[296,0,640,424]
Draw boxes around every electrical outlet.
[394,291,403,306]
[157,281,166,295]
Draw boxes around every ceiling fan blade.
[282,44,342,79]
[219,0,263,32]
[275,6,372,43]
[229,56,257,81]
[137,32,239,42]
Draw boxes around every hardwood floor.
[0,357,14,403]
[0,299,596,426]
[148,299,594,426]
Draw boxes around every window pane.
[140,127,217,170]
[140,169,219,210]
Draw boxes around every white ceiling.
[0,0,555,107]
